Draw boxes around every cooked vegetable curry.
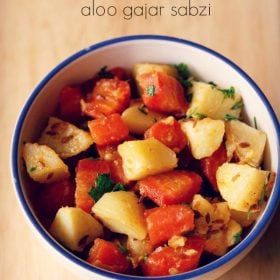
[22,63,275,276]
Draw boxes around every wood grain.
[1,1,279,279]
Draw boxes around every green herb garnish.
[119,244,128,255]
[233,230,242,244]
[246,209,252,220]
[208,81,217,87]
[219,86,235,100]
[174,63,192,89]
[231,101,243,110]
[88,173,127,202]
[147,85,156,96]
[187,109,207,119]
[224,114,238,121]
[138,104,148,115]
[29,166,37,172]
[98,66,114,79]
[113,183,127,192]
[253,116,258,129]
[259,173,271,206]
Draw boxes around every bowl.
[11,35,280,280]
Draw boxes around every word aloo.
[81,1,211,20]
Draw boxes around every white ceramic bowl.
[11,35,280,280]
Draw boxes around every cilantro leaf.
[253,116,258,129]
[98,66,114,79]
[224,114,238,121]
[231,101,243,110]
[208,81,217,87]
[174,63,190,79]
[119,244,128,255]
[147,85,156,96]
[29,166,37,172]
[259,173,271,206]
[88,173,127,202]
[219,86,235,100]
[233,230,242,244]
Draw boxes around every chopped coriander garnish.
[186,92,193,103]
[219,86,235,100]
[253,116,258,129]
[88,173,127,202]
[29,166,37,172]
[231,101,243,110]
[246,208,252,220]
[119,244,128,255]
[174,63,192,89]
[224,114,238,121]
[259,173,271,206]
[208,81,217,87]
[174,63,190,79]
[98,66,114,79]
[187,110,207,119]
[113,183,127,192]
[233,230,242,244]
[147,85,156,96]
[138,104,148,115]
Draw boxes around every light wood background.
[1,1,279,279]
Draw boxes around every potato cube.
[225,120,266,167]
[23,143,69,183]
[117,139,177,180]
[121,102,165,134]
[187,81,242,120]
[216,163,270,211]
[92,191,147,240]
[39,117,93,159]
[50,207,103,252]
[226,219,242,246]
[181,118,225,159]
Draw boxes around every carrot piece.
[139,170,201,206]
[87,238,129,273]
[35,179,75,218]
[201,144,227,191]
[81,77,130,118]
[88,113,129,146]
[75,159,110,213]
[142,236,205,276]
[144,116,187,153]
[58,86,82,121]
[139,72,188,116]
[145,205,194,247]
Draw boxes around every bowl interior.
[13,36,280,280]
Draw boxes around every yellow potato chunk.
[39,117,93,159]
[92,191,147,240]
[187,81,242,120]
[216,163,270,211]
[50,207,103,252]
[181,118,225,159]
[121,103,165,134]
[226,219,242,246]
[23,143,69,183]
[117,139,177,180]
[225,120,266,167]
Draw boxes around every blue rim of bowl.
[11,35,280,280]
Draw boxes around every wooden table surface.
[1,1,279,279]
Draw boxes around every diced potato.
[127,236,153,268]
[118,139,177,180]
[39,117,93,159]
[230,209,260,227]
[205,230,228,256]
[121,102,165,134]
[23,143,69,183]
[192,194,214,235]
[50,207,103,252]
[92,191,147,240]
[216,163,270,211]
[181,118,225,159]
[187,81,242,120]
[226,219,242,246]
[133,63,178,95]
[211,202,231,231]
[225,120,266,167]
